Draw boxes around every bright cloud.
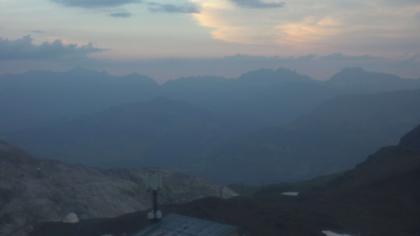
[0,0,419,60]
[278,17,340,45]
[229,0,285,9]
[191,0,284,44]
[190,0,420,55]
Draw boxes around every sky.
[1,0,420,81]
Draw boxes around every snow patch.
[281,192,299,197]
[62,212,79,224]
[322,230,352,236]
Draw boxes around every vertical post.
[152,189,158,220]
[146,170,163,222]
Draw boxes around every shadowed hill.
[207,89,420,183]
[31,124,420,236]
[6,98,231,169]
[161,68,335,131]
[0,68,158,134]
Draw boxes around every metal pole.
[152,189,158,220]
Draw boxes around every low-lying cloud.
[230,0,285,8]
[190,0,420,56]
[109,11,132,18]
[51,0,140,8]
[0,35,103,61]
[51,0,200,15]
[148,2,200,14]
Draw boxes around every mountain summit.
[327,67,420,93]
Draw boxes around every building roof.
[134,214,237,236]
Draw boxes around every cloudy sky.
[1,0,420,80]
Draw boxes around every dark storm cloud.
[109,11,132,18]
[147,2,200,14]
[0,35,103,61]
[230,0,285,9]
[51,0,140,8]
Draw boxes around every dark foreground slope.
[31,124,420,236]
[0,141,236,236]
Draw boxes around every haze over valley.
[2,67,420,184]
[1,0,420,235]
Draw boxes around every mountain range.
[2,67,420,183]
[208,89,420,183]
[0,68,158,134]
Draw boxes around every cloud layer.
[229,0,285,9]
[109,11,132,18]
[190,0,420,55]
[51,0,201,16]
[51,0,139,8]
[1,0,419,61]
[148,2,200,14]
[0,36,103,61]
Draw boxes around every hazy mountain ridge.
[160,68,335,131]
[326,67,420,93]
[5,66,418,135]
[0,141,236,236]
[6,98,232,169]
[0,68,158,134]
[207,89,420,183]
[2,67,420,184]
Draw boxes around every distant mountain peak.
[68,66,101,73]
[325,68,420,93]
[239,67,312,82]
[341,67,365,73]
[330,67,400,81]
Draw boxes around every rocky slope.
[0,141,236,236]
[31,124,420,236]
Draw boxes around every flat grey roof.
[134,214,237,236]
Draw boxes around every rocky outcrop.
[0,141,236,236]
